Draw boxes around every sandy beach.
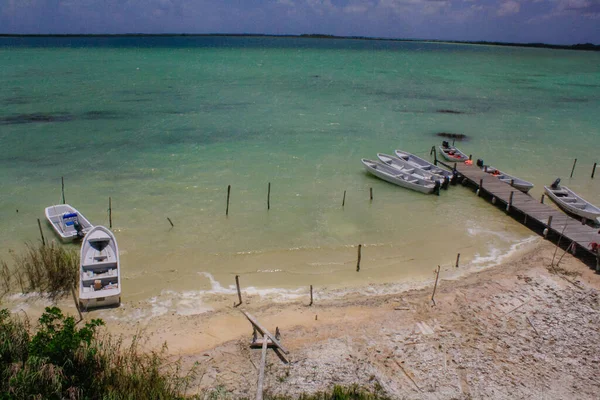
[70,238,595,399]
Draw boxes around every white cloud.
[497,0,520,16]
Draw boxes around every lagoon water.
[1,37,599,317]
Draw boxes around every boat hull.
[45,204,94,242]
[394,149,453,179]
[485,167,534,194]
[362,159,436,194]
[79,226,121,310]
[438,146,468,162]
[544,186,600,221]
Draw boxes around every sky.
[1,0,599,44]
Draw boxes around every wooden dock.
[439,160,600,269]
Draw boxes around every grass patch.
[265,385,391,400]
[0,242,78,300]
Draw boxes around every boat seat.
[571,203,587,209]
[562,198,577,203]
[404,168,415,174]
[407,178,418,183]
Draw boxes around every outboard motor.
[551,178,561,189]
[433,181,441,196]
[442,140,450,149]
[476,159,484,168]
[73,220,84,239]
[442,176,450,190]
[450,170,458,185]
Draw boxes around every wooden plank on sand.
[256,334,268,400]
[241,310,290,354]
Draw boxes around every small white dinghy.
[394,149,453,179]
[362,158,439,194]
[544,179,600,223]
[438,141,469,162]
[483,166,534,193]
[79,226,121,309]
[45,204,93,241]
[377,153,447,186]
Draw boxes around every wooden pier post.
[477,178,483,196]
[61,176,66,204]
[167,217,174,228]
[431,265,441,306]
[234,275,242,307]
[309,285,313,306]
[540,194,545,204]
[596,251,600,272]
[342,190,346,207]
[592,162,597,179]
[433,148,438,165]
[455,253,460,268]
[547,216,553,228]
[356,244,362,272]
[267,182,271,210]
[226,185,231,216]
[510,179,514,187]
[37,218,45,246]
[108,197,112,229]
[370,187,373,202]
[469,154,472,161]
[506,191,514,212]
[570,158,577,178]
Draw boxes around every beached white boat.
[362,158,439,194]
[438,141,469,162]
[544,179,600,223]
[45,204,94,241]
[483,166,534,193]
[377,153,445,185]
[79,226,121,309]
[394,149,453,179]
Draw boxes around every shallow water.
[1,37,599,316]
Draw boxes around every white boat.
[362,159,439,194]
[438,141,469,162]
[44,204,94,241]
[394,149,453,179]
[79,226,121,309]
[377,153,446,185]
[483,166,534,193]
[544,180,600,223]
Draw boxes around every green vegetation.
[0,242,78,300]
[0,307,198,399]
[265,385,390,399]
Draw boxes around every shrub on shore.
[0,307,197,400]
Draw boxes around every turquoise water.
[1,37,599,315]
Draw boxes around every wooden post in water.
[267,182,271,210]
[510,179,514,187]
[592,163,597,179]
[309,285,313,306]
[596,251,600,273]
[507,191,514,212]
[469,154,472,161]
[342,190,346,207]
[540,194,545,204]
[108,197,112,229]
[433,147,438,165]
[570,158,577,178]
[226,185,231,216]
[452,138,455,146]
[370,187,373,202]
[167,217,174,228]
[37,218,45,246]
[455,253,460,268]
[478,178,483,196]
[356,244,362,272]
[234,275,242,307]
[547,215,553,228]
[61,176,65,204]
[431,265,441,306]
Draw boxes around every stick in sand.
[431,265,440,306]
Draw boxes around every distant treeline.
[0,33,598,51]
